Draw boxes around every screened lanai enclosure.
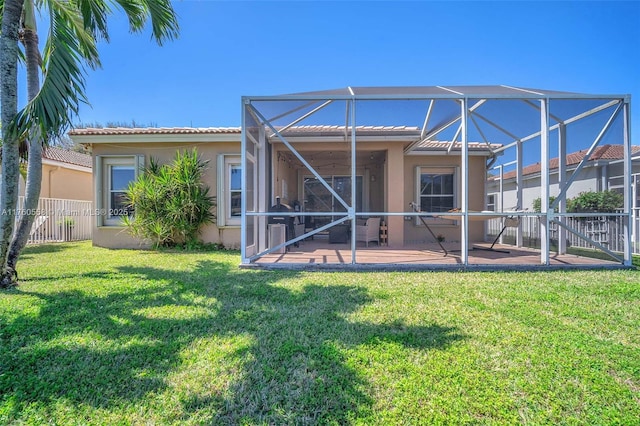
[241,86,633,268]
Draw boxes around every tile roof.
[278,125,421,137]
[414,140,502,151]
[68,126,501,153]
[69,125,420,137]
[68,127,241,136]
[497,144,640,180]
[43,146,92,169]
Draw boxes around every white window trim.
[217,154,241,228]
[95,155,144,227]
[415,166,458,226]
[487,193,498,212]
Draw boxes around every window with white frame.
[486,194,496,212]
[218,154,241,227]
[417,167,457,213]
[97,155,143,226]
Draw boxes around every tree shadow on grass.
[18,243,76,261]
[1,260,464,423]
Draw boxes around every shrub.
[567,190,623,213]
[123,149,215,248]
[533,191,623,213]
[532,196,557,213]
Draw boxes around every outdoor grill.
[268,198,298,248]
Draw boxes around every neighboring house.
[487,144,640,212]
[36,147,93,200]
[68,126,497,250]
[0,147,93,243]
[69,127,243,249]
[5,146,93,200]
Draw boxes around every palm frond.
[138,0,179,45]
[11,4,99,139]
[72,0,112,41]
[110,0,179,44]
[111,0,146,33]
[47,0,101,67]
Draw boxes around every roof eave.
[406,150,495,157]
[42,158,92,172]
[70,133,242,144]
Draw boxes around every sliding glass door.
[303,175,363,214]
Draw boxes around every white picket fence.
[14,196,93,244]
[487,209,640,255]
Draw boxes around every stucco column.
[386,145,404,247]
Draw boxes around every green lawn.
[1,242,638,425]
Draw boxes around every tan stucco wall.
[92,138,490,250]
[403,155,487,244]
[273,141,389,211]
[91,141,240,249]
[14,163,92,200]
[41,163,92,201]
[272,142,490,247]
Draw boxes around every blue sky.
[62,0,638,142]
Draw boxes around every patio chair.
[356,217,380,247]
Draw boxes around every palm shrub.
[123,149,215,248]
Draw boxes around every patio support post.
[257,125,268,254]
[498,164,504,245]
[516,141,523,247]
[387,145,404,247]
[461,98,469,264]
[558,123,567,255]
[540,98,550,265]
[623,98,632,265]
[633,174,638,253]
[240,100,248,263]
[350,95,357,264]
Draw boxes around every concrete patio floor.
[250,240,622,270]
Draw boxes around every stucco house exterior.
[3,147,94,243]
[70,86,634,268]
[487,144,640,212]
[69,127,243,249]
[8,146,93,200]
[38,147,93,200]
[68,126,497,251]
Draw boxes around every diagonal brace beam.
[551,219,623,263]
[250,105,350,212]
[551,102,623,211]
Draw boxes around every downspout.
[48,166,60,198]
[600,164,608,191]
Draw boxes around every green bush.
[123,149,215,248]
[567,190,623,213]
[532,196,557,213]
[533,191,623,213]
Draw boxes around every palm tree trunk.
[7,0,43,274]
[0,0,26,288]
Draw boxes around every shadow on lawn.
[2,260,464,423]
[18,242,76,260]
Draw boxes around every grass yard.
[1,242,638,425]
